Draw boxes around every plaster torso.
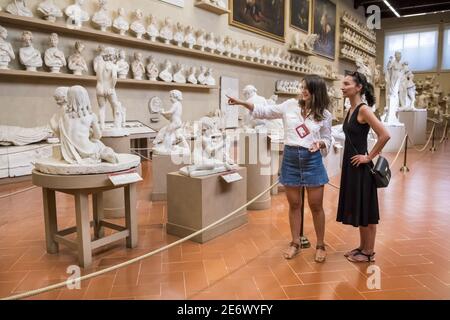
[65,3,90,26]
[160,23,173,41]
[147,20,159,38]
[20,45,42,68]
[96,59,117,96]
[68,52,88,74]
[159,63,173,82]
[0,39,15,65]
[45,47,66,68]
[117,58,129,77]
[6,0,33,17]
[113,15,129,33]
[173,66,186,83]
[92,8,112,29]
[131,59,145,79]
[146,60,158,80]
[38,0,63,20]
[130,20,146,36]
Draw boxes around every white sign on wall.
[220,76,239,128]
[159,0,184,7]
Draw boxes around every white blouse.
[251,98,332,157]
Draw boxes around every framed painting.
[290,0,311,33]
[229,0,286,42]
[312,0,336,60]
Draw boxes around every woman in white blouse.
[227,75,332,262]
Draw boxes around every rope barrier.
[0,186,38,200]
[1,179,280,300]
[407,124,436,153]
[131,150,152,162]
[327,182,340,190]
[439,120,448,144]
[390,134,408,168]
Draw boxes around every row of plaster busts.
[290,33,319,52]
[204,0,227,9]
[340,44,371,63]
[341,11,376,42]
[276,80,301,94]
[341,28,376,55]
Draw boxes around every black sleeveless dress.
[336,104,379,227]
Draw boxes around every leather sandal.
[283,242,300,260]
[344,247,362,257]
[314,245,327,263]
[346,251,376,263]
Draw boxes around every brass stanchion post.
[400,135,410,173]
[430,127,436,152]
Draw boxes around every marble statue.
[384,51,404,124]
[146,56,158,81]
[223,36,232,57]
[131,52,145,80]
[0,25,15,70]
[204,68,215,86]
[64,0,90,29]
[68,41,88,75]
[159,60,173,82]
[19,31,42,72]
[216,36,225,55]
[187,66,197,84]
[93,44,106,74]
[92,0,112,32]
[355,56,373,84]
[44,33,66,73]
[173,22,185,47]
[173,64,186,83]
[147,14,159,41]
[179,117,236,177]
[0,124,52,146]
[6,0,32,17]
[184,25,196,49]
[37,0,63,22]
[95,47,126,132]
[112,7,129,35]
[152,90,190,156]
[196,29,206,51]
[116,49,129,79]
[130,9,146,39]
[206,32,216,52]
[197,66,207,85]
[159,17,174,44]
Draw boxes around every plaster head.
[134,52,142,60]
[49,33,59,47]
[74,41,85,53]
[135,9,143,19]
[54,86,69,107]
[243,85,257,99]
[0,26,7,39]
[170,90,183,102]
[102,47,116,61]
[395,51,402,61]
[118,49,126,59]
[21,31,33,46]
[118,7,125,16]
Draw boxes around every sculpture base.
[179,164,238,178]
[33,153,140,175]
[398,109,427,145]
[151,153,190,201]
[383,123,406,152]
[102,127,130,137]
[167,168,247,243]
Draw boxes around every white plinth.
[398,109,427,146]
[323,144,343,178]
[383,124,406,152]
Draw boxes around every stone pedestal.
[151,153,190,201]
[398,109,427,145]
[238,132,271,210]
[269,138,283,195]
[323,144,343,178]
[101,135,132,218]
[382,124,406,153]
[166,167,247,243]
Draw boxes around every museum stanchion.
[440,119,448,144]
[400,134,410,173]
[430,126,437,153]
[299,187,311,248]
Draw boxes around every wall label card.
[221,172,243,183]
[109,172,143,186]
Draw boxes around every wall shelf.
[339,40,376,57]
[340,20,376,43]
[0,12,336,81]
[339,55,358,64]
[194,1,230,15]
[0,69,218,90]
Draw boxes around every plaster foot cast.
[65,0,90,29]
[68,41,88,75]
[179,117,237,177]
[44,33,66,73]
[95,47,127,137]
[19,31,42,72]
[34,85,140,175]
[37,0,63,22]
[152,90,190,157]
[0,25,15,70]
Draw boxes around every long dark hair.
[346,71,376,107]
[299,74,330,122]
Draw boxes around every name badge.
[295,124,310,139]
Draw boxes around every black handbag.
[347,135,391,189]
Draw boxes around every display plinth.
[101,135,132,218]
[323,144,344,178]
[239,132,272,210]
[398,109,427,145]
[166,167,247,243]
[269,138,283,195]
[383,123,406,152]
[151,153,190,201]
[32,166,140,268]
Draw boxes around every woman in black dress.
[337,71,391,263]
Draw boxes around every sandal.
[314,245,327,263]
[283,242,300,260]
[344,247,362,258]
[346,251,376,263]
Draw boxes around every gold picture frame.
[290,0,312,33]
[229,0,286,42]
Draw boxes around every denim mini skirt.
[280,145,329,187]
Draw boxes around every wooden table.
[32,166,140,268]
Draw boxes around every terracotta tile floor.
[0,142,449,300]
